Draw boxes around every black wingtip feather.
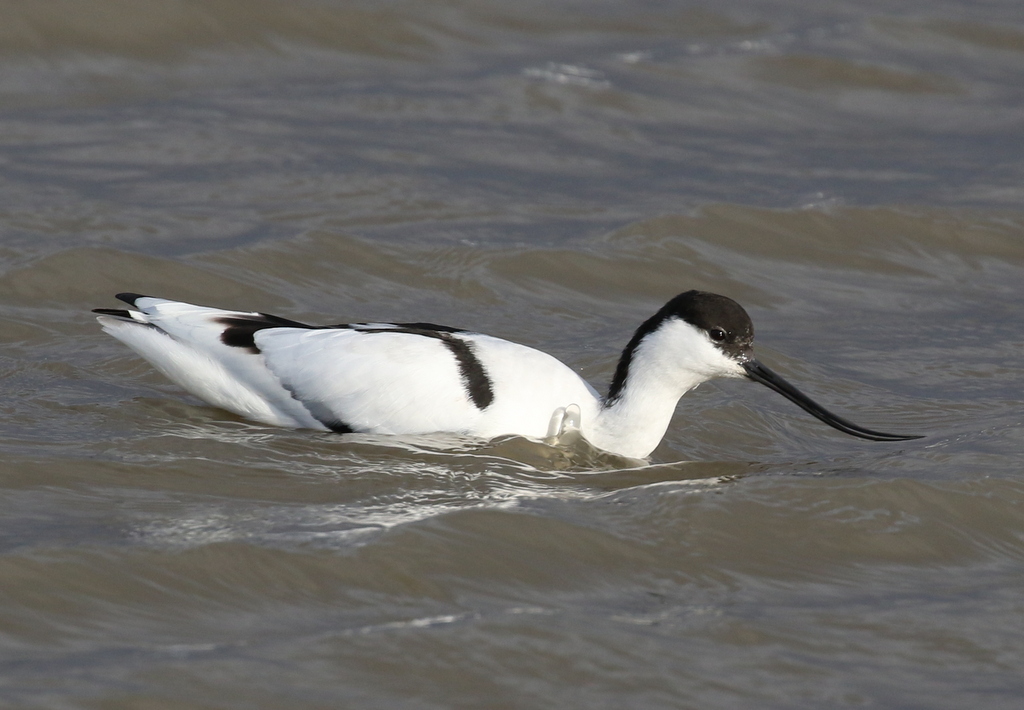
[93,308,133,318]
[115,292,149,306]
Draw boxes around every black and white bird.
[94,291,920,458]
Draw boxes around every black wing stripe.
[437,335,494,410]
[351,326,493,410]
[216,313,319,354]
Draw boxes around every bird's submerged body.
[95,291,920,458]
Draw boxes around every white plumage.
[95,291,920,458]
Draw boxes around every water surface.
[1,1,1023,708]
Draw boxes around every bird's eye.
[709,328,727,342]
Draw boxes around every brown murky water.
[2,1,1023,708]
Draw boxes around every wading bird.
[94,291,920,458]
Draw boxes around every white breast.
[449,334,602,439]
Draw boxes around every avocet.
[94,291,920,458]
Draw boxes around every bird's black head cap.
[607,290,754,403]
[661,290,754,358]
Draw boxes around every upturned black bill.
[741,360,922,442]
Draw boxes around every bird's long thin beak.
[740,359,922,442]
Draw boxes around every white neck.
[582,320,744,458]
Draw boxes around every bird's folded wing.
[255,328,484,434]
